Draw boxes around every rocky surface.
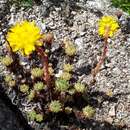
[0,87,33,130]
[0,99,23,130]
[0,0,130,130]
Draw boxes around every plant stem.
[36,46,52,102]
[91,27,109,81]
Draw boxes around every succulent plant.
[28,110,37,121]
[4,75,13,83]
[20,84,29,93]
[1,56,13,66]
[35,114,43,122]
[63,38,76,56]
[74,82,86,93]
[34,82,44,91]
[55,78,69,92]
[28,110,43,122]
[3,17,101,125]
[4,75,16,88]
[65,44,76,56]
[82,106,95,118]
[63,64,73,72]
[8,80,16,88]
[60,72,72,81]
[28,90,36,101]
[49,100,62,113]
[31,67,43,78]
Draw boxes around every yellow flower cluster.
[98,16,119,37]
[7,21,43,55]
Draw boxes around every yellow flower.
[98,16,119,37]
[7,21,43,55]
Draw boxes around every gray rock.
[0,0,9,20]
[0,98,24,130]
[109,105,116,117]
[105,117,113,124]
[75,37,84,51]
[116,111,128,120]
[1,0,130,129]
[86,0,110,11]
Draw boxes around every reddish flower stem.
[36,46,52,101]
[92,27,109,80]
[36,34,54,101]
[36,47,50,88]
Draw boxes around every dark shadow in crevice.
[74,64,92,76]
[45,111,126,130]
[34,0,43,5]
[85,91,118,109]
[35,0,85,22]
[42,0,103,20]
[0,85,34,130]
